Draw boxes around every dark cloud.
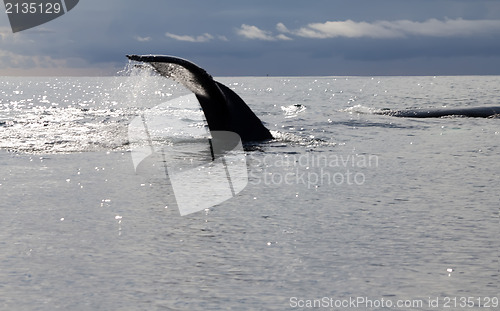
[1,0,500,75]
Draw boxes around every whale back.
[379,106,500,118]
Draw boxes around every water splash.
[340,104,382,115]
[281,104,306,118]
[0,65,192,154]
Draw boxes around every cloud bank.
[165,32,215,42]
[240,18,500,40]
[236,24,292,41]
[164,32,229,43]
[2,0,500,77]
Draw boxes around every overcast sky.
[1,0,500,76]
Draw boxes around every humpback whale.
[375,106,500,118]
[127,54,499,138]
[126,55,273,142]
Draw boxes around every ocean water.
[0,73,498,310]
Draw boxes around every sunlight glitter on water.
[0,75,499,310]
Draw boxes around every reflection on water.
[0,76,499,310]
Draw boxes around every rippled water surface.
[1,74,498,310]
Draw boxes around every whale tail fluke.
[126,54,273,142]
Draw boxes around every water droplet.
[447,268,454,276]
